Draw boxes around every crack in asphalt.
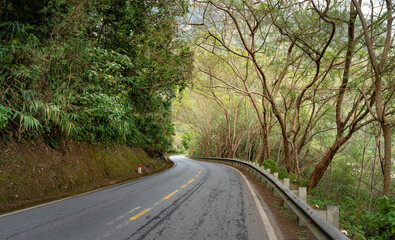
[125,167,211,240]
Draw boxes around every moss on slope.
[0,140,171,214]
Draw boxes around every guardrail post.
[264,169,271,188]
[283,178,290,189]
[315,205,339,228]
[282,178,291,209]
[298,187,307,226]
[260,175,265,183]
[326,205,339,228]
[273,172,278,179]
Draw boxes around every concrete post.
[267,169,271,174]
[298,187,307,226]
[260,176,265,183]
[326,205,339,228]
[283,178,290,189]
[273,172,278,180]
[298,187,307,201]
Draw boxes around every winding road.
[0,155,282,240]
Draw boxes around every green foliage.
[308,182,394,239]
[0,0,193,155]
[262,159,278,171]
[0,104,12,129]
[364,196,395,239]
[181,132,193,150]
[261,159,290,179]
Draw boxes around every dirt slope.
[0,140,171,214]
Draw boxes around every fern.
[13,110,42,131]
[0,104,13,129]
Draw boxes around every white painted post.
[138,165,142,174]
[326,205,339,228]
[298,187,307,226]
[283,178,290,189]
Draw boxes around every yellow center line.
[164,190,179,199]
[188,178,195,183]
[130,208,151,220]
[195,175,199,177]
[181,184,187,188]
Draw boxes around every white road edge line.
[0,189,105,218]
[230,166,278,240]
[0,161,179,219]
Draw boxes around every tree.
[183,0,393,191]
[351,0,394,196]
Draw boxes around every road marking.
[0,163,177,219]
[130,208,151,220]
[164,190,179,199]
[231,167,278,240]
[181,184,187,188]
[188,179,194,183]
[108,206,141,225]
[195,175,199,177]
[198,171,201,174]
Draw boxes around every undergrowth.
[260,159,394,239]
[308,183,394,239]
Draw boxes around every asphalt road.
[0,155,281,240]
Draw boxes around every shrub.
[364,196,395,239]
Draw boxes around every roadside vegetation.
[0,0,192,156]
[0,0,190,212]
[173,1,394,239]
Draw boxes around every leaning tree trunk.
[308,137,346,190]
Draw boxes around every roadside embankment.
[0,140,173,214]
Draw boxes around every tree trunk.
[281,132,292,172]
[263,109,271,160]
[382,123,391,196]
[308,138,345,190]
[254,144,263,164]
[358,143,367,197]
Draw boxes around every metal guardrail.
[193,156,350,240]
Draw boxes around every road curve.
[0,155,280,240]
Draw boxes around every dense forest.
[172,0,394,238]
[0,0,192,156]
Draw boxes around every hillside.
[0,140,172,214]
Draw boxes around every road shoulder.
[233,165,316,240]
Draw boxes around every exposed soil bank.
[0,140,173,214]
